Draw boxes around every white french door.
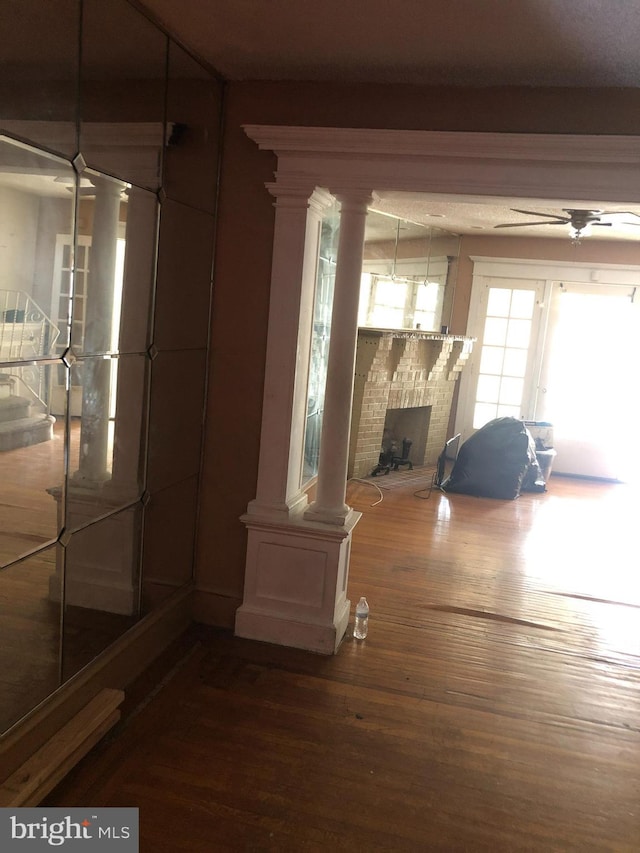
[457,257,640,482]
[457,264,547,439]
[469,278,545,430]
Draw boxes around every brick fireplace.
[348,329,474,478]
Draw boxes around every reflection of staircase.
[0,291,59,451]
[0,375,55,451]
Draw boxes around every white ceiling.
[138,0,640,241]
[370,193,640,241]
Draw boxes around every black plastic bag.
[444,417,544,499]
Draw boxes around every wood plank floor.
[46,475,640,851]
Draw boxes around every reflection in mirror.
[62,170,158,362]
[0,359,65,569]
[0,545,61,732]
[0,135,75,734]
[360,208,460,332]
[69,170,128,357]
[302,199,341,484]
[0,0,79,158]
[61,506,141,682]
[0,135,75,358]
[141,475,199,615]
[0,136,74,567]
[165,41,223,213]
[0,1,221,745]
[63,354,148,532]
[80,0,167,189]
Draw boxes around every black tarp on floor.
[444,416,544,499]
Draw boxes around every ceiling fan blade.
[599,210,640,218]
[510,207,569,221]
[592,222,613,227]
[494,221,566,228]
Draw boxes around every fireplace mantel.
[360,327,472,342]
[348,328,475,478]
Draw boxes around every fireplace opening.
[381,406,431,470]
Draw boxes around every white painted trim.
[469,256,640,285]
[243,127,640,165]
[244,126,640,204]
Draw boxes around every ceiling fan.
[494,208,640,241]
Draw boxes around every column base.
[246,489,309,521]
[236,509,361,654]
[304,501,356,526]
[235,597,350,655]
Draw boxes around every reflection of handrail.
[0,290,60,359]
[0,291,60,411]
[0,369,48,412]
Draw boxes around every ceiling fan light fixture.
[570,223,591,241]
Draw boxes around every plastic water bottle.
[354,597,369,640]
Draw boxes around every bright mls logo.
[0,808,138,850]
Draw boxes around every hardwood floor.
[46,475,640,851]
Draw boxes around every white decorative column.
[305,191,372,524]
[237,186,371,654]
[246,185,334,519]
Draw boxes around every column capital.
[88,173,127,196]
[328,189,374,210]
[266,180,334,210]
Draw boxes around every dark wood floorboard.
[45,476,640,851]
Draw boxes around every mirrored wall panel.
[68,170,158,357]
[0,358,65,569]
[0,0,79,158]
[142,475,199,614]
[61,506,141,682]
[64,353,148,531]
[80,0,168,190]
[0,136,75,358]
[0,545,61,732]
[0,135,74,566]
[164,42,223,213]
[0,0,221,740]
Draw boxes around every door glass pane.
[502,347,528,377]
[510,289,536,318]
[473,401,498,429]
[476,374,501,402]
[497,404,521,419]
[506,318,532,348]
[486,288,511,316]
[499,377,524,405]
[483,316,508,346]
[479,346,504,374]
